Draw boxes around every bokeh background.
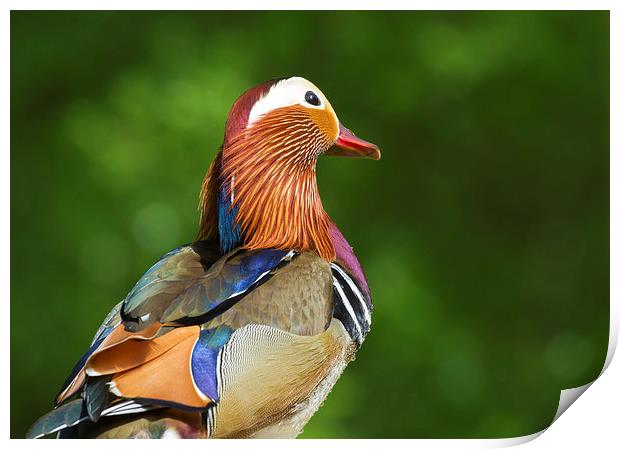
[11,11,609,438]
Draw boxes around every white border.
[3,2,616,447]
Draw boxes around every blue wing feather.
[159,247,293,324]
[229,248,291,296]
[218,183,242,253]
[191,326,234,402]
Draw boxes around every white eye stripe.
[247,77,329,127]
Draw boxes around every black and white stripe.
[101,400,157,417]
[31,399,159,439]
[203,349,224,437]
[204,404,216,437]
[330,263,372,346]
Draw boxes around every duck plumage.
[28,76,379,439]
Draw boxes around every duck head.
[198,76,380,261]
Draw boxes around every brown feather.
[86,326,198,376]
[204,105,337,260]
[56,370,87,404]
[109,326,210,408]
[204,252,333,335]
[197,150,222,241]
[55,323,163,404]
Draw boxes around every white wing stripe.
[333,278,363,339]
[331,263,371,325]
[101,400,156,417]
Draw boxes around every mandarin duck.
[27,76,380,439]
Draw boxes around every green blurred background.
[10,11,609,439]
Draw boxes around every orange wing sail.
[57,324,215,409]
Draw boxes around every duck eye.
[304,91,321,106]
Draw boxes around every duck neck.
[198,150,335,260]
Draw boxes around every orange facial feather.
[216,106,337,260]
